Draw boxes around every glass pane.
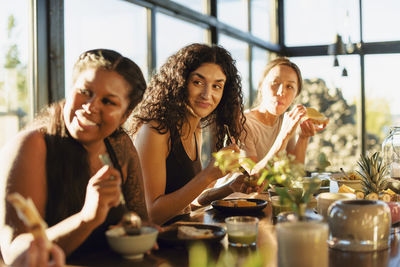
[0,1,32,149]
[64,0,147,92]
[251,0,271,41]
[171,0,206,14]
[219,34,249,107]
[284,0,360,46]
[251,46,269,106]
[218,0,248,32]
[362,0,400,42]
[156,13,206,68]
[365,54,400,152]
[290,55,361,171]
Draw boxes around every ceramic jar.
[328,199,391,252]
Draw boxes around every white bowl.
[106,226,158,260]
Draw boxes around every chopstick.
[224,124,236,145]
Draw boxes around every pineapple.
[357,152,389,200]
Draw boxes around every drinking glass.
[276,221,329,267]
[225,216,259,247]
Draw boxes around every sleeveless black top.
[44,135,125,258]
[165,134,202,194]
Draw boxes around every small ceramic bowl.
[106,226,158,259]
[331,173,363,191]
[328,199,391,252]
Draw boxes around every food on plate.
[333,172,361,181]
[7,192,51,248]
[355,190,365,199]
[177,226,214,239]
[338,184,355,194]
[215,199,257,208]
[304,107,329,125]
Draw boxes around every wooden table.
[66,199,400,267]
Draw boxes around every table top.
[66,194,400,267]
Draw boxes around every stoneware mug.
[328,199,391,252]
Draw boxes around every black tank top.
[165,134,202,194]
[45,135,125,258]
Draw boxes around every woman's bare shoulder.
[1,129,46,157]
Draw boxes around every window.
[284,0,360,46]
[219,34,250,106]
[251,0,272,41]
[362,0,400,42]
[251,46,269,106]
[64,0,147,92]
[0,1,32,148]
[156,13,206,68]
[171,0,206,14]
[365,54,400,149]
[218,0,248,32]
[290,55,361,171]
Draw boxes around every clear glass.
[0,0,32,149]
[156,13,206,69]
[277,221,329,267]
[251,0,271,41]
[290,55,361,171]
[64,0,147,91]
[218,34,249,107]
[171,0,205,14]
[365,54,400,154]
[284,0,360,46]
[251,47,269,106]
[225,216,259,247]
[382,127,400,179]
[362,0,400,42]
[217,0,248,32]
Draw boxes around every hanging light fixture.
[328,34,345,67]
[342,67,348,77]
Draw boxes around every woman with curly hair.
[132,43,246,225]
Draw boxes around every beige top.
[242,111,295,162]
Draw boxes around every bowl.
[317,192,356,221]
[106,226,158,259]
[331,173,363,191]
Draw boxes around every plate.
[157,223,226,246]
[211,198,268,213]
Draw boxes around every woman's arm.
[134,124,224,225]
[0,130,121,263]
[287,119,327,164]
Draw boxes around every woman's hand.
[205,144,241,182]
[11,237,65,267]
[299,119,328,138]
[228,174,260,194]
[279,105,306,140]
[80,165,122,226]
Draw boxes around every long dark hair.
[131,43,246,151]
[31,49,146,224]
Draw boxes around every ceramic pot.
[328,199,391,252]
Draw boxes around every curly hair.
[131,43,246,151]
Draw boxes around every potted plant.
[213,150,321,221]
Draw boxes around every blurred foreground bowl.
[106,226,158,260]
